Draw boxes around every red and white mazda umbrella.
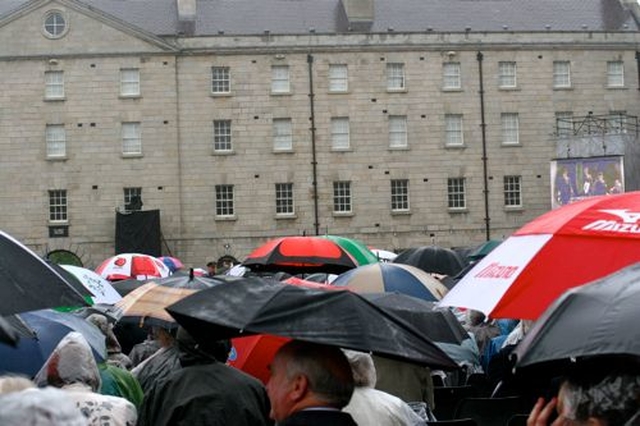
[439,191,640,320]
[96,253,171,281]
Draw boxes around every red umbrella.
[96,253,171,281]
[439,191,640,320]
[242,236,358,274]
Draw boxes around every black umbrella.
[393,245,465,276]
[166,277,458,369]
[0,231,87,315]
[513,262,640,371]
[361,293,469,345]
[0,317,20,347]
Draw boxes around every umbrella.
[331,263,450,301]
[58,264,122,305]
[513,262,640,370]
[439,191,640,320]
[393,245,466,276]
[159,256,184,273]
[0,317,20,347]
[242,236,359,275]
[166,277,458,369]
[319,235,379,266]
[466,239,503,262]
[111,277,149,297]
[369,248,398,262]
[0,231,87,315]
[0,309,106,377]
[227,335,291,384]
[95,253,171,281]
[112,272,227,328]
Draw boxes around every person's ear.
[290,373,308,402]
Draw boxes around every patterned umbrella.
[95,253,171,281]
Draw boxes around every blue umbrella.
[0,309,106,377]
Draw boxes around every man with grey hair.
[266,340,357,425]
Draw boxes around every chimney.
[341,0,374,31]
[177,0,196,36]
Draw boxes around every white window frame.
[215,185,235,217]
[271,65,290,94]
[386,63,405,91]
[331,117,350,150]
[329,64,348,92]
[48,189,68,223]
[445,114,464,147]
[501,113,520,145]
[333,181,352,214]
[498,61,517,88]
[556,111,574,138]
[447,178,466,210]
[46,124,66,158]
[124,187,142,211]
[213,120,232,152]
[43,10,67,39]
[607,61,624,88]
[211,66,230,94]
[504,175,522,208]
[443,62,461,89]
[275,182,295,216]
[273,118,293,151]
[388,115,408,148]
[122,122,142,156]
[45,70,64,99]
[391,179,410,212]
[120,68,140,97]
[553,61,571,88]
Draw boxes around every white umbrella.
[60,265,122,304]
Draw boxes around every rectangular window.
[447,178,466,209]
[275,182,294,215]
[607,61,624,88]
[504,175,522,207]
[498,61,517,88]
[391,179,409,212]
[122,122,142,155]
[389,115,408,148]
[120,68,140,96]
[333,181,352,213]
[608,111,627,134]
[329,64,348,92]
[445,114,464,146]
[553,61,571,88]
[271,65,290,93]
[215,185,234,217]
[331,117,350,150]
[124,187,142,211]
[386,63,405,90]
[49,189,68,222]
[273,118,293,151]
[211,66,230,94]
[556,111,574,137]
[46,124,66,158]
[45,70,64,99]
[501,113,520,145]
[213,120,232,152]
[443,62,461,89]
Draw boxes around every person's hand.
[527,397,570,426]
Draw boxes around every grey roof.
[1,0,638,37]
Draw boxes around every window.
[389,115,408,148]
[211,66,230,94]
[213,120,232,152]
[553,61,571,88]
[271,65,290,93]
[46,124,66,158]
[275,183,294,215]
[329,64,348,92]
[333,181,352,213]
[445,114,464,147]
[556,111,574,137]
[45,71,64,99]
[443,62,461,89]
[608,111,627,134]
[391,179,409,212]
[215,185,234,217]
[43,11,66,38]
[124,187,142,211]
[331,117,350,150]
[607,61,624,88]
[501,113,520,145]
[120,68,140,97]
[48,189,68,222]
[498,61,517,88]
[273,118,293,151]
[122,122,141,155]
[504,176,522,207]
[386,63,405,91]
[447,178,466,209]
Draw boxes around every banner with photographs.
[550,156,624,209]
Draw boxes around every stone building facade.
[0,0,639,268]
